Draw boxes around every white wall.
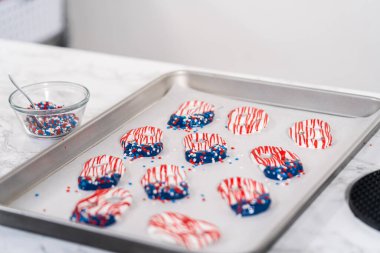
[68,0,380,93]
[0,0,64,42]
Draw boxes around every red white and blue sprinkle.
[26,101,79,137]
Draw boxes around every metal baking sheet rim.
[0,69,380,253]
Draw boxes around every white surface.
[67,0,380,93]
[1,39,380,252]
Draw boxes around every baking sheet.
[1,70,380,253]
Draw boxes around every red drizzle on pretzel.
[183,133,227,151]
[71,188,133,226]
[250,146,300,168]
[217,177,268,206]
[148,212,221,250]
[120,126,163,146]
[175,100,215,116]
[289,119,332,149]
[141,164,187,188]
[227,106,269,135]
[80,155,124,179]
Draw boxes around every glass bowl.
[9,81,90,138]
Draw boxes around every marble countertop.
[1,39,380,253]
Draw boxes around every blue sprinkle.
[181,166,185,169]
[128,182,133,186]
[151,160,154,163]
[235,158,239,160]
[34,193,39,197]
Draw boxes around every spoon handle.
[8,75,37,110]
[8,75,44,129]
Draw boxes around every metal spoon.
[8,75,44,129]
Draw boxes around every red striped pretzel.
[80,155,124,180]
[141,164,187,187]
[227,106,269,135]
[120,126,163,146]
[217,177,268,207]
[183,133,227,151]
[289,119,332,149]
[148,212,221,250]
[250,146,300,168]
[174,100,215,116]
[72,188,132,225]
